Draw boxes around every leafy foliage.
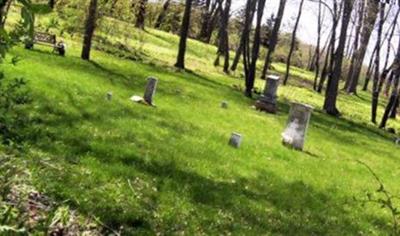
[0,73,32,145]
[0,0,35,146]
[356,160,400,235]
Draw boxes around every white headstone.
[282,102,313,151]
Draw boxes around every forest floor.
[2,9,400,235]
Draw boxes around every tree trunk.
[204,6,221,44]
[313,0,322,90]
[0,0,12,28]
[198,0,212,40]
[317,43,331,93]
[175,0,193,69]
[383,9,399,71]
[48,0,55,9]
[345,0,379,94]
[244,0,266,97]
[382,9,400,97]
[344,0,364,92]
[283,0,305,85]
[380,74,399,128]
[371,3,385,124]
[81,0,98,60]
[214,2,224,67]
[135,0,148,29]
[155,0,171,29]
[323,0,354,116]
[389,97,399,119]
[260,0,287,79]
[317,29,334,93]
[221,0,231,73]
[231,0,256,72]
[319,1,340,93]
[198,0,220,43]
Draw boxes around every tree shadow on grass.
[35,128,380,235]
[104,154,376,234]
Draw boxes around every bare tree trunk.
[344,9,356,59]
[317,43,331,93]
[198,0,220,43]
[48,0,56,9]
[389,97,399,119]
[283,0,305,85]
[222,0,231,73]
[244,0,266,97]
[204,7,220,43]
[231,0,256,72]
[214,2,224,66]
[260,0,287,79]
[313,0,322,90]
[320,0,340,93]
[344,0,364,92]
[382,9,400,96]
[371,2,385,124]
[383,9,399,71]
[380,73,399,128]
[175,0,193,69]
[346,0,379,94]
[198,0,212,40]
[214,0,231,73]
[317,28,334,93]
[363,47,377,91]
[135,0,148,29]
[155,0,171,29]
[0,0,12,28]
[81,0,98,60]
[323,0,354,116]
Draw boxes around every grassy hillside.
[2,10,400,235]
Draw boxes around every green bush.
[0,73,32,145]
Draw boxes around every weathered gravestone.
[106,92,113,101]
[144,77,158,106]
[130,77,158,106]
[282,102,313,151]
[221,101,229,109]
[395,138,400,146]
[229,133,242,148]
[255,75,280,113]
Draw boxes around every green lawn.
[2,19,400,234]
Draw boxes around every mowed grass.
[2,19,400,234]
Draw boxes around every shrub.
[0,72,32,145]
